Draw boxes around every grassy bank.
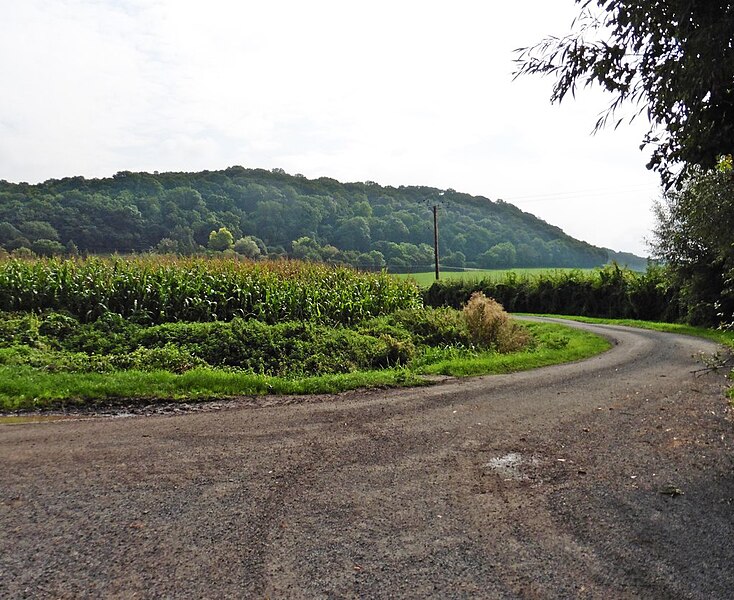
[0,320,609,411]
[413,321,610,377]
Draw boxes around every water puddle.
[484,452,538,481]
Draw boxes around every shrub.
[0,313,43,348]
[304,328,414,374]
[424,266,686,323]
[462,292,531,352]
[0,345,115,373]
[134,317,415,376]
[39,311,79,340]
[380,307,471,347]
[111,344,206,374]
[63,312,141,355]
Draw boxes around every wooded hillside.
[0,167,644,270]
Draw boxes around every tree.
[65,240,79,257]
[515,0,734,187]
[334,217,371,252]
[479,242,517,269]
[291,236,323,261]
[31,239,65,257]
[153,238,180,254]
[20,220,60,242]
[234,236,262,259]
[0,221,23,244]
[650,157,734,325]
[207,227,234,252]
[169,225,200,255]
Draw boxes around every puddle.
[484,453,538,480]
[0,414,92,425]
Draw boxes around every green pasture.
[397,268,596,287]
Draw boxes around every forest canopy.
[0,167,641,270]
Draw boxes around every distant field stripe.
[396,268,596,287]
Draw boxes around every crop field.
[398,268,596,287]
[0,256,421,325]
[0,256,611,410]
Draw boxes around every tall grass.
[0,256,422,325]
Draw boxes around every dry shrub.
[462,291,531,353]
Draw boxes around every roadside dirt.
[1,320,732,599]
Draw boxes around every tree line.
[0,167,640,271]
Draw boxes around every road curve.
[1,320,733,599]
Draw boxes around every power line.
[503,184,658,204]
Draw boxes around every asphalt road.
[1,319,733,599]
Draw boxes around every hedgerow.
[424,264,682,322]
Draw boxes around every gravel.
[1,319,732,599]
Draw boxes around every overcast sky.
[0,0,662,255]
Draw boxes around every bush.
[462,292,531,352]
[379,307,471,347]
[63,312,142,354]
[111,344,206,374]
[39,312,80,340]
[0,313,43,348]
[303,328,414,374]
[133,317,414,376]
[424,265,685,323]
[0,345,115,373]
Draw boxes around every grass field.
[397,268,596,287]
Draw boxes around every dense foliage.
[0,167,641,270]
[651,161,734,326]
[515,0,734,187]
[0,262,535,381]
[424,265,681,322]
[0,311,419,377]
[0,257,421,325]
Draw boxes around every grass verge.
[0,366,426,412]
[0,321,609,411]
[414,321,610,377]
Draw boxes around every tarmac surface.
[1,319,733,599]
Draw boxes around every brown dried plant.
[462,291,531,353]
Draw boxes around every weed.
[462,292,531,352]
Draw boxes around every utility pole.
[433,204,440,281]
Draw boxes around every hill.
[0,167,646,269]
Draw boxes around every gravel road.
[1,319,733,599]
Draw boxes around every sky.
[0,0,662,256]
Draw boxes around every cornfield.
[0,256,422,325]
